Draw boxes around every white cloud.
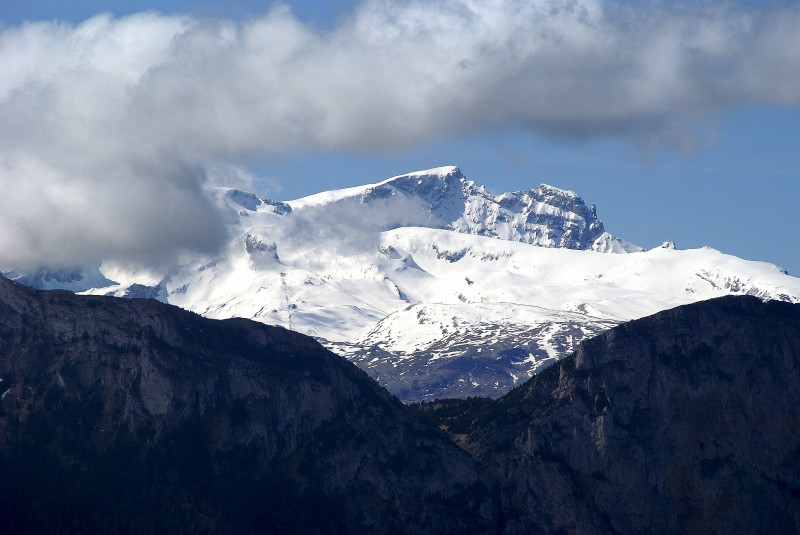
[1,0,798,268]
[277,193,437,264]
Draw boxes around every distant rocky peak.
[383,165,464,188]
[447,175,627,251]
[537,182,580,197]
[359,166,468,204]
[4,265,85,286]
[333,166,637,252]
[532,183,597,217]
[220,188,292,215]
[1,264,116,292]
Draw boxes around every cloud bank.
[1,0,799,268]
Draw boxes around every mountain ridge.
[4,275,799,533]
[5,166,800,401]
[0,274,497,533]
[289,166,638,252]
[419,295,800,533]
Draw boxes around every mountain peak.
[384,165,462,181]
[216,187,292,215]
[537,183,580,199]
[285,166,635,252]
[368,165,466,195]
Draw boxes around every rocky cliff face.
[3,273,800,534]
[463,296,800,534]
[358,166,635,251]
[0,276,496,533]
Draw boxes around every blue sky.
[1,1,799,274]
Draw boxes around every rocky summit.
[348,166,632,251]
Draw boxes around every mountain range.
[5,166,800,401]
[2,274,798,533]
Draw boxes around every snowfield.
[6,166,800,400]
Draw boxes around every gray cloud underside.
[1,0,799,269]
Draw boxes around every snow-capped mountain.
[6,166,800,401]
[287,166,639,252]
[1,264,115,292]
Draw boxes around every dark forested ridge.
[2,272,800,534]
[433,296,800,534]
[0,276,496,534]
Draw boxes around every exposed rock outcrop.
[0,276,496,533]
[4,271,800,534]
[360,166,637,251]
[463,296,800,534]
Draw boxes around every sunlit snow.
[11,166,800,399]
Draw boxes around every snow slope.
[6,166,800,400]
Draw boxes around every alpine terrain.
[0,275,496,533]
[3,275,799,533]
[422,295,800,534]
[6,166,800,401]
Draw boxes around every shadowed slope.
[0,276,496,533]
[464,296,800,533]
